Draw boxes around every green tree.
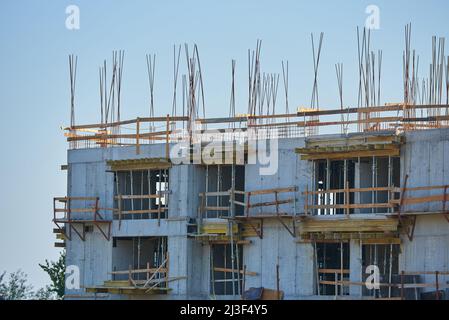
[0,270,34,300]
[39,250,66,299]
[34,285,56,300]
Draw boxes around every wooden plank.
[361,238,402,244]
[318,269,350,274]
[200,191,231,197]
[299,218,398,233]
[115,194,160,200]
[55,208,96,213]
[233,200,246,207]
[260,288,284,300]
[250,187,296,195]
[249,198,293,208]
[213,267,257,276]
[307,202,393,210]
[110,268,168,275]
[392,194,446,205]
[300,149,400,160]
[54,196,98,201]
[204,206,230,211]
[400,185,449,192]
[118,208,168,215]
[402,271,449,276]
[303,186,393,195]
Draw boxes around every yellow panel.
[107,158,171,171]
[299,218,399,234]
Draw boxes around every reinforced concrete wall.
[63,129,449,299]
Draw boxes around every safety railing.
[391,180,449,216]
[303,186,399,216]
[53,196,112,241]
[198,186,297,219]
[111,254,170,291]
[114,192,168,225]
[65,104,449,151]
[320,270,449,300]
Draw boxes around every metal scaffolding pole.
[130,170,134,220]
[326,159,330,215]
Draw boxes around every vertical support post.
[398,174,409,219]
[246,192,251,217]
[242,264,247,299]
[334,271,338,298]
[442,186,448,212]
[118,194,122,228]
[314,241,320,296]
[137,237,141,280]
[293,186,297,216]
[205,165,209,219]
[345,180,350,216]
[388,156,392,213]
[67,198,72,223]
[372,156,376,214]
[326,159,330,215]
[355,157,361,214]
[165,114,170,160]
[235,242,241,296]
[400,270,405,300]
[340,241,344,295]
[388,243,393,298]
[158,169,162,226]
[305,185,309,216]
[435,271,440,300]
[217,165,221,218]
[311,161,316,216]
[128,264,132,286]
[274,191,280,216]
[115,171,120,226]
[136,117,140,155]
[230,222,236,297]
[67,197,72,240]
[276,264,280,300]
[140,171,144,221]
[147,262,150,281]
[165,252,170,290]
[344,159,348,216]
[130,171,135,220]
[94,197,99,221]
[231,164,235,218]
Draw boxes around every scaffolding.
[53,196,112,241]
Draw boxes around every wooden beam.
[213,267,257,276]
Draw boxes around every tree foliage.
[39,250,66,299]
[0,270,34,300]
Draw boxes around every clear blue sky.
[0,0,448,289]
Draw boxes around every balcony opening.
[362,243,400,298]
[210,243,243,296]
[202,164,245,218]
[114,169,169,220]
[310,156,400,216]
[112,236,168,286]
[315,242,350,296]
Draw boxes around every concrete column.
[349,240,363,297]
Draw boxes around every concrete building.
[54,110,449,300]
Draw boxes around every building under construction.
[56,27,449,300]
